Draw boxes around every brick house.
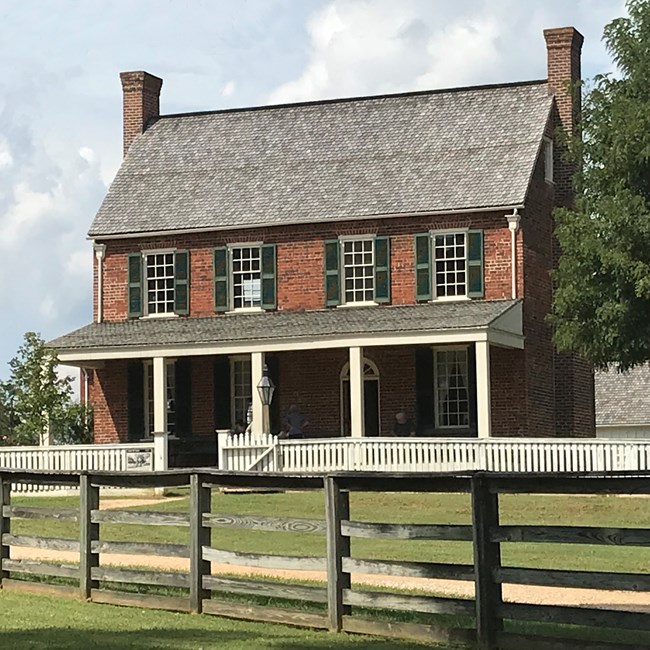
[50,26,594,465]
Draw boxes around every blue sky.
[0,0,626,388]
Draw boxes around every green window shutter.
[261,243,277,310]
[214,247,229,312]
[374,236,390,303]
[414,234,432,301]
[174,250,190,315]
[324,240,340,307]
[127,253,143,318]
[467,230,484,298]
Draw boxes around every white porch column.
[349,346,365,438]
[251,352,265,435]
[475,341,492,439]
[152,356,168,434]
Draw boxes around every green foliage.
[0,332,93,445]
[551,0,650,370]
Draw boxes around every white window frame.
[543,137,554,183]
[143,360,177,438]
[143,248,178,318]
[433,345,470,430]
[431,229,470,302]
[339,235,376,306]
[228,243,264,313]
[230,355,252,428]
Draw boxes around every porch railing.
[0,442,157,493]
[217,433,650,473]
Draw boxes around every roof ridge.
[156,78,548,122]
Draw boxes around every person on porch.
[283,404,309,439]
[393,412,416,437]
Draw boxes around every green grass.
[0,591,430,649]
[12,491,650,573]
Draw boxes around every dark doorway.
[341,377,380,437]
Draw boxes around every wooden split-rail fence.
[2,468,650,649]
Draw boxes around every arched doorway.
[340,359,380,436]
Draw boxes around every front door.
[341,359,380,436]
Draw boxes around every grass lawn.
[0,591,428,649]
[11,490,650,573]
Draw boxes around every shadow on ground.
[0,627,427,649]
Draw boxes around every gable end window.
[414,230,483,301]
[323,236,390,307]
[543,137,554,183]
[214,243,276,312]
[127,250,189,319]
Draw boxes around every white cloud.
[268,0,624,105]
[222,80,236,97]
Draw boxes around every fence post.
[0,474,11,587]
[190,473,211,613]
[79,473,99,600]
[324,476,351,632]
[471,473,502,650]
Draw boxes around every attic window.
[543,137,553,183]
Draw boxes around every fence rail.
[1,468,650,648]
[218,433,650,474]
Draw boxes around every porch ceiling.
[49,299,523,363]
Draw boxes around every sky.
[0,0,627,391]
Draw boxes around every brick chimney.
[544,27,583,137]
[119,71,163,158]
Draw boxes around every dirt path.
[10,498,650,613]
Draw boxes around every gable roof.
[596,365,650,426]
[89,80,553,238]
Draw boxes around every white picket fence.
[217,433,650,474]
[0,442,157,493]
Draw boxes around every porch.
[50,300,525,466]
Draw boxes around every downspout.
[506,209,521,300]
[94,243,106,323]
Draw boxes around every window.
[324,237,390,307]
[144,361,176,436]
[434,233,466,298]
[232,246,261,309]
[543,137,553,183]
[214,244,276,312]
[415,230,483,301]
[343,239,374,303]
[127,250,189,318]
[434,347,469,428]
[231,357,252,426]
[145,252,175,314]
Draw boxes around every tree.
[551,0,650,371]
[0,332,92,445]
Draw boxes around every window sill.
[336,301,378,308]
[140,312,180,320]
[226,307,265,315]
[429,295,471,303]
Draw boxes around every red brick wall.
[97,211,518,322]
[490,347,527,437]
[90,360,129,443]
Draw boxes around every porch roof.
[49,299,523,363]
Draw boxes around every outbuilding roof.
[89,81,553,238]
[596,365,650,426]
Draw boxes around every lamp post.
[256,364,275,434]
